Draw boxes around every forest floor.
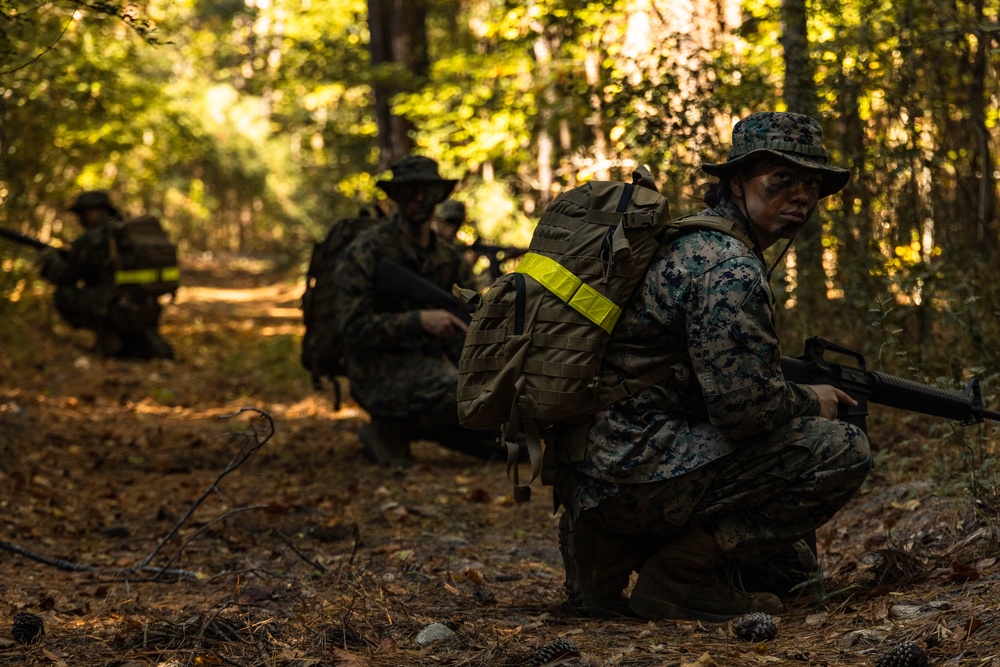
[1,254,999,667]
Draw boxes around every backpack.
[455,166,753,501]
[110,215,180,297]
[300,212,384,406]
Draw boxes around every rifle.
[0,226,63,252]
[373,257,471,325]
[468,241,528,280]
[781,336,1000,433]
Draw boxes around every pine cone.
[732,611,778,642]
[529,637,581,666]
[12,611,45,644]
[873,640,929,667]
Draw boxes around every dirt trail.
[0,256,998,666]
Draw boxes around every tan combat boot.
[628,526,783,622]
[559,512,655,617]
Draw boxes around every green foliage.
[0,0,998,396]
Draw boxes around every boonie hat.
[437,199,466,222]
[702,112,850,198]
[376,155,457,203]
[69,190,119,214]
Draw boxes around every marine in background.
[39,190,175,360]
[332,156,501,466]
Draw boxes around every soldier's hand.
[807,384,857,420]
[419,309,468,339]
[36,247,63,278]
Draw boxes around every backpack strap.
[594,215,755,411]
[668,214,756,250]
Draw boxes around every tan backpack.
[455,167,752,501]
[110,215,180,297]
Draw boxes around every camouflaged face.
[728,111,828,161]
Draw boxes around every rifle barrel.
[869,372,982,422]
[0,226,51,251]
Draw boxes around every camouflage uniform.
[553,112,872,616]
[333,215,495,455]
[40,192,173,359]
[554,197,871,555]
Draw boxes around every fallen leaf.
[681,653,717,667]
[331,648,368,666]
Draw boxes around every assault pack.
[455,166,752,501]
[110,215,180,297]
[300,209,385,405]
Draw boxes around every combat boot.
[358,420,413,467]
[559,511,653,617]
[629,526,783,622]
[737,536,822,599]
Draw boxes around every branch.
[139,408,275,571]
[0,408,275,583]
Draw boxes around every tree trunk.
[780,0,825,309]
[367,0,428,169]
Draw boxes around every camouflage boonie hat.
[702,112,850,198]
[376,155,457,203]
[437,199,466,222]
[69,190,119,214]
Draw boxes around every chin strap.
[766,238,794,281]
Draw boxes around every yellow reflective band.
[115,266,180,285]
[515,252,621,333]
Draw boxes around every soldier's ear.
[729,174,745,199]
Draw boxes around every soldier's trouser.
[54,287,171,359]
[53,286,111,331]
[556,416,871,563]
[357,357,499,459]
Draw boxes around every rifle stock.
[373,257,471,325]
[781,336,1000,433]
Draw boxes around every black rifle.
[468,241,528,280]
[373,257,471,325]
[781,336,1000,433]
[0,226,63,252]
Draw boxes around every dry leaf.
[681,652,717,667]
[331,648,369,666]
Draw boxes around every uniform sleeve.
[39,228,110,286]
[688,254,820,441]
[332,235,425,351]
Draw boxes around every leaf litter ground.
[1,255,998,666]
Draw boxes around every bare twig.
[276,531,328,574]
[139,408,275,572]
[0,408,275,583]
[0,539,100,572]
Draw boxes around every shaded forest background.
[1,0,999,387]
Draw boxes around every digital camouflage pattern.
[332,216,474,420]
[702,111,851,198]
[564,198,819,485]
[553,197,872,558]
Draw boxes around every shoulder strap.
[667,215,756,251]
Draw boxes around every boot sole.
[628,592,782,623]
